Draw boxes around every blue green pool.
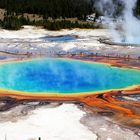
[0,58,140,94]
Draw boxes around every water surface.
[0,58,140,94]
[44,35,77,42]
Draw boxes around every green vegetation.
[0,15,34,30]
[0,0,96,30]
[1,16,25,30]
[43,20,100,30]
[0,0,140,30]
[135,0,140,17]
[0,0,93,19]
[0,17,100,30]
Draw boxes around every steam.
[122,0,140,43]
[95,0,140,44]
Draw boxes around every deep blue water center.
[0,58,140,94]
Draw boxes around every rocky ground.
[0,101,139,140]
[0,26,139,59]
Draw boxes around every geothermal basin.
[0,58,140,96]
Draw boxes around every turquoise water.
[0,58,140,94]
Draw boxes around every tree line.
[0,0,140,18]
[0,0,97,30]
[0,16,101,30]
[135,0,140,17]
[0,0,93,19]
[0,0,140,30]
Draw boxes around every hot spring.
[42,35,77,42]
[0,58,140,95]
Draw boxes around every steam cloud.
[94,0,140,44]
